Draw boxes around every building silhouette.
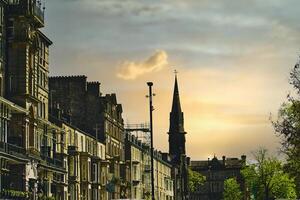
[190,155,246,200]
[168,74,189,200]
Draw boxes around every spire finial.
[174,70,178,77]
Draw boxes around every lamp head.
[147,82,153,87]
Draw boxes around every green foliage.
[188,168,206,192]
[271,172,297,199]
[223,178,242,200]
[1,189,29,198]
[273,62,300,197]
[241,148,297,200]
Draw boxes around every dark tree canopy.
[273,60,300,197]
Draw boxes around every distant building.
[190,155,246,200]
[125,133,150,199]
[153,151,174,200]
[125,132,174,200]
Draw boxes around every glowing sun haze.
[44,0,300,159]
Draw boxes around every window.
[8,0,19,5]
[81,136,83,151]
[82,163,86,180]
[0,37,3,59]
[91,163,97,182]
[37,102,41,117]
[0,6,3,29]
[88,161,91,181]
[0,77,2,96]
[7,19,14,39]
[9,75,17,93]
[69,157,74,176]
[68,130,72,145]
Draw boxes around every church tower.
[168,73,187,164]
[168,73,189,200]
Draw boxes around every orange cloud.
[116,50,168,80]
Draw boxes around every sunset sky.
[44,0,300,160]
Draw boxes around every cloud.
[116,50,168,80]
[45,0,298,159]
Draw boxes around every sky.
[44,0,300,160]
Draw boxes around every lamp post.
[147,82,155,200]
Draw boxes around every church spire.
[168,71,189,199]
[168,71,186,161]
[169,73,185,133]
[171,74,182,114]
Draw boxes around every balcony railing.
[0,141,26,157]
[68,145,78,153]
[42,156,64,169]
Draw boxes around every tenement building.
[190,155,246,200]
[153,151,174,200]
[49,114,109,200]
[49,76,126,199]
[125,133,150,199]
[125,132,174,200]
[168,74,189,199]
[0,2,34,198]
[0,1,68,199]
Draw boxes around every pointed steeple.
[171,74,182,115]
[168,72,187,163]
[169,74,185,133]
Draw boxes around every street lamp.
[146,82,155,200]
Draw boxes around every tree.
[223,178,242,200]
[273,60,300,196]
[241,148,297,200]
[188,168,206,193]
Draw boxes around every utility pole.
[147,82,155,200]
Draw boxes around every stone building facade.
[0,0,5,97]
[0,1,68,199]
[49,76,126,199]
[153,151,174,200]
[190,156,246,200]
[125,132,174,200]
[48,117,108,200]
[125,133,150,199]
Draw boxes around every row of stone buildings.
[48,75,176,200]
[0,1,247,200]
[0,1,182,199]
